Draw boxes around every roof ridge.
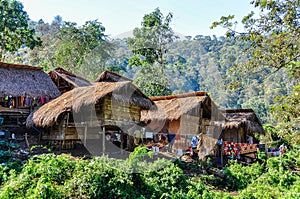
[150,91,207,101]
[94,70,132,82]
[0,62,43,71]
[52,67,90,82]
[221,108,254,113]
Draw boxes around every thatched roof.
[222,109,265,134]
[31,81,154,127]
[48,67,92,93]
[141,92,220,122]
[0,62,60,98]
[94,70,132,82]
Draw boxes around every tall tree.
[27,16,63,69]
[211,0,300,145]
[0,0,41,61]
[53,20,114,79]
[271,84,300,145]
[127,8,177,96]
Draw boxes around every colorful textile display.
[223,141,257,156]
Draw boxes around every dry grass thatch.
[48,68,92,93]
[31,81,154,127]
[94,70,132,82]
[141,92,209,122]
[0,62,60,98]
[222,109,265,134]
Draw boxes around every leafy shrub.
[144,161,189,197]
[0,147,299,198]
[0,153,76,198]
[238,149,300,198]
[0,150,191,199]
[223,160,263,190]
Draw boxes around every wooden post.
[102,126,106,155]
[38,130,42,142]
[25,133,30,153]
[120,131,124,155]
[90,107,93,126]
[66,113,69,133]
[221,144,224,167]
[84,123,87,146]
[62,113,69,149]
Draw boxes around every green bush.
[238,149,300,198]
[0,154,76,198]
[0,147,299,198]
[0,150,191,199]
[223,160,264,190]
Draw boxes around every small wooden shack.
[48,67,92,94]
[94,70,132,83]
[30,81,153,150]
[141,92,224,153]
[221,109,264,143]
[0,62,60,128]
[209,109,265,165]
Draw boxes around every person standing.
[11,133,16,143]
[191,135,199,159]
[167,134,176,152]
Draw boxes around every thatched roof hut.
[141,92,224,135]
[0,62,60,98]
[31,81,154,127]
[48,67,92,93]
[222,109,265,134]
[94,70,132,82]
[141,92,223,123]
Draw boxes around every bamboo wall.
[41,113,81,149]
[222,126,246,143]
[178,107,202,135]
[101,97,141,126]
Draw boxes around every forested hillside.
[2,18,296,125]
[1,0,299,145]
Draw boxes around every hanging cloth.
[25,96,31,107]
[40,96,45,105]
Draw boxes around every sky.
[20,0,254,38]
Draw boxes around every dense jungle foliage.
[0,146,299,198]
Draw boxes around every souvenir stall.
[218,109,265,165]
